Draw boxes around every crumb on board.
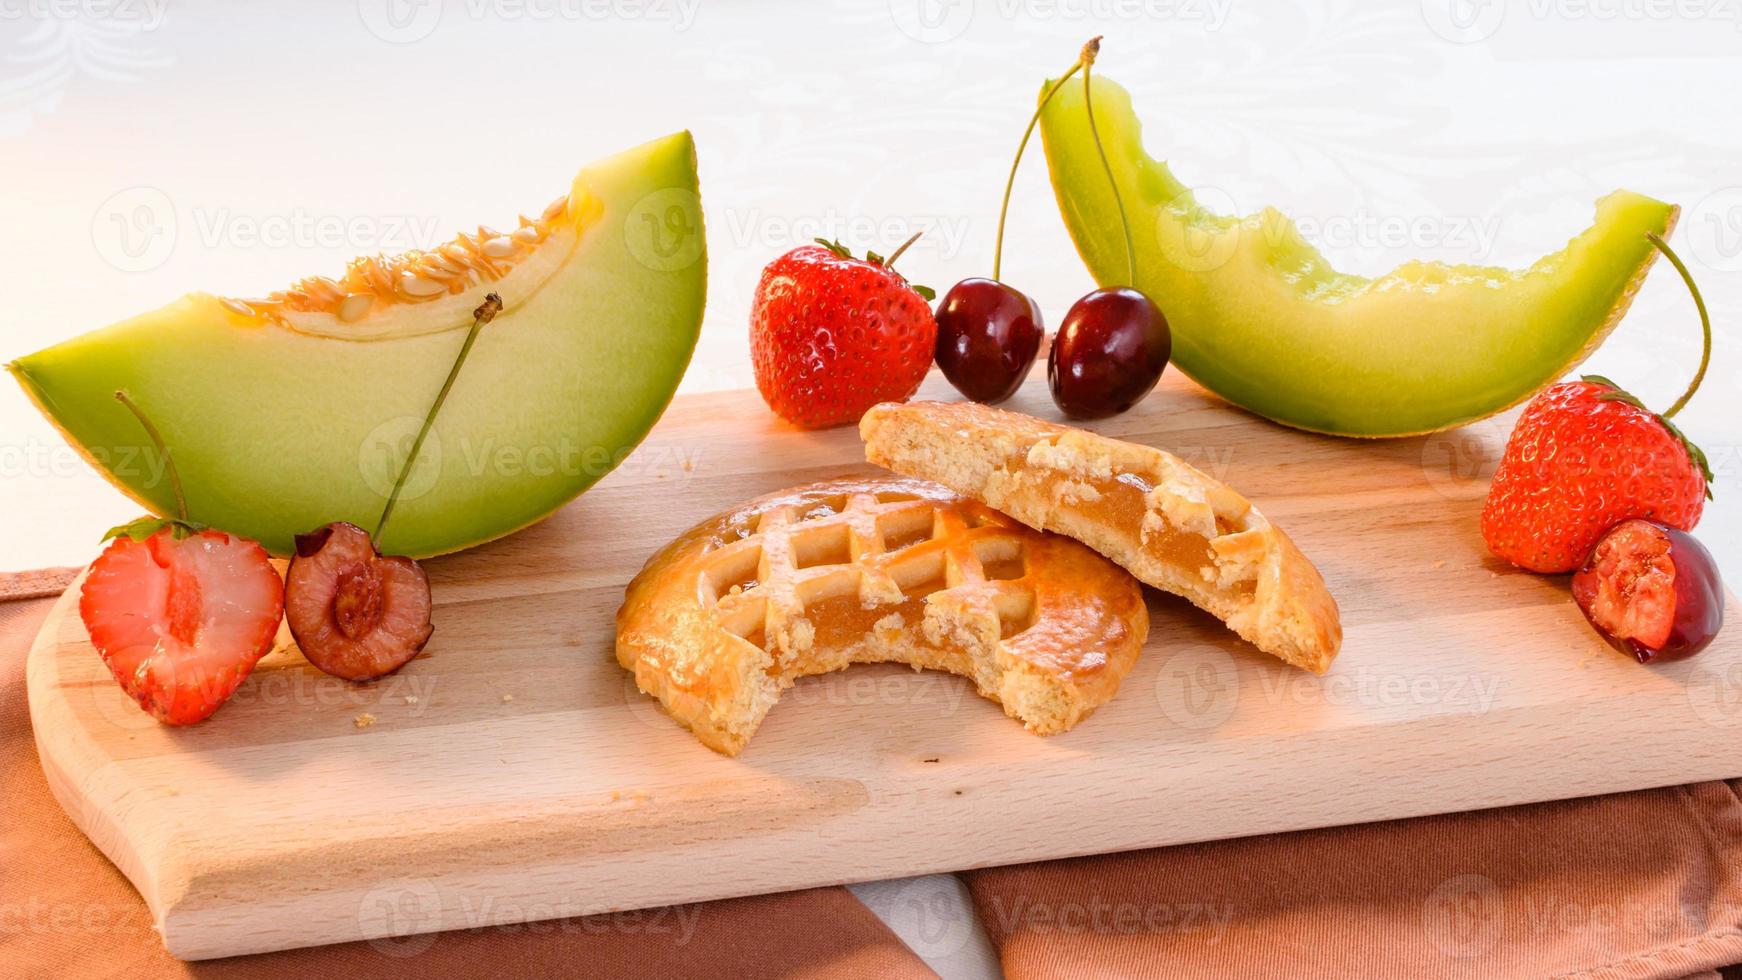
[682,458,694,472]
[923,757,940,764]
[501,694,515,703]
[404,695,418,705]
[354,713,376,730]
[1432,559,1446,570]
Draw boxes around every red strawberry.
[79,523,284,725]
[750,236,938,429]
[1481,233,1716,574]
[1481,378,1710,572]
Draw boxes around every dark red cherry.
[934,278,1044,403]
[286,522,433,682]
[1047,287,1170,419]
[1571,518,1723,664]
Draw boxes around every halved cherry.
[286,522,432,681]
[1571,518,1723,663]
[283,294,501,682]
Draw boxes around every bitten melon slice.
[1039,76,1677,437]
[10,132,706,557]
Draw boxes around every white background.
[2,1,1739,974]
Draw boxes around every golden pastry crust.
[861,402,1341,674]
[616,477,1148,755]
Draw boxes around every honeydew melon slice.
[10,131,706,557]
[1039,76,1676,437]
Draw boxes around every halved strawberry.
[285,522,433,681]
[79,525,284,725]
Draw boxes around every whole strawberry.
[1481,234,1714,573]
[751,236,937,429]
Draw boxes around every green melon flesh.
[1039,76,1676,437]
[9,132,706,557]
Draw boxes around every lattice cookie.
[862,401,1341,674]
[615,478,1148,755]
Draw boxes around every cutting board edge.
[26,578,178,940]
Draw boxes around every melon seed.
[399,272,447,298]
[337,293,374,322]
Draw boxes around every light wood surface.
[27,371,1742,960]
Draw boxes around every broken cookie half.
[616,477,1148,755]
[861,401,1341,674]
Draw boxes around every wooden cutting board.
[27,371,1742,960]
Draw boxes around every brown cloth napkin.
[0,583,937,980]
[961,782,1742,979]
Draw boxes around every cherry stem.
[991,56,1088,281]
[375,293,503,542]
[114,390,188,523]
[884,230,924,271]
[1080,37,1134,287]
[1645,232,1709,420]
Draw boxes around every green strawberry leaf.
[1580,374,1715,501]
[1658,414,1716,500]
[813,238,852,259]
[808,237,936,303]
[102,516,206,543]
